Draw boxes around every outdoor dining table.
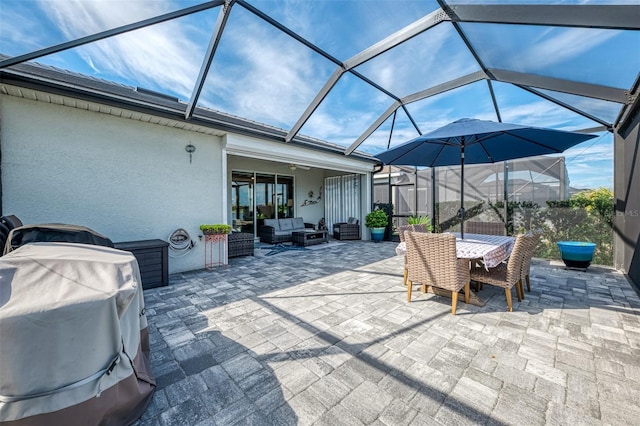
[395,232,515,268]
[395,233,516,306]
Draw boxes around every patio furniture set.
[397,228,540,314]
[259,217,316,244]
[259,216,362,244]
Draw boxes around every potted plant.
[557,241,596,270]
[407,214,433,232]
[365,209,388,242]
[200,224,231,235]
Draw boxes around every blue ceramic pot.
[557,241,596,269]
[370,227,385,242]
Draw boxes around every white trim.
[1,83,227,137]
[225,134,375,174]
[221,144,228,224]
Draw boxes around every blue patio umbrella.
[376,118,597,238]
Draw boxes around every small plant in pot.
[365,209,388,242]
[200,224,231,235]
[407,214,433,232]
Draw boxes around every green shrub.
[200,224,232,234]
[365,209,388,228]
[407,215,433,231]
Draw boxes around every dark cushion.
[1,215,23,230]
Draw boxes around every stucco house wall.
[0,95,224,273]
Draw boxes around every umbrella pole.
[460,139,465,239]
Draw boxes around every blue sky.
[2,0,638,190]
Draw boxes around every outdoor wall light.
[185,143,196,163]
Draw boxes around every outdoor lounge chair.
[332,217,361,240]
[405,232,470,315]
[470,234,528,312]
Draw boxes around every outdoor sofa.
[260,217,314,244]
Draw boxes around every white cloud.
[36,0,209,98]
[562,134,613,189]
[0,5,47,54]
[519,28,618,71]
[197,10,327,128]
[355,24,479,99]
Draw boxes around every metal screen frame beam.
[445,4,640,30]
[344,8,449,70]
[346,71,486,155]
[0,1,224,69]
[487,80,502,122]
[285,10,448,144]
[490,68,629,104]
[236,0,342,66]
[185,1,234,119]
[401,71,486,104]
[345,101,402,155]
[284,68,345,143]
[519,86,613,130]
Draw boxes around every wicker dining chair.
[398,224,430,286]
[405,232,470,315]
[469,234,528,312]
[465,221,506,236]
[521,232,541,292]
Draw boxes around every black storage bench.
[114,239,169,290]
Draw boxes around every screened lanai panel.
[196,5,336,130]
[300,72,396,148]
[358,108,418,155]
[247,0,440,60]
[4,8,219,101]
[446,1,639,6]
[0,0,206,57]
[354,24,480,99]
[399,82,498,137]
[534,89,623,124]
[461,23,640,89]
[491,81,605,130]
[561,131,613,190]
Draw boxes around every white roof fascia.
[225,134,375,174]
[0,84,227,136]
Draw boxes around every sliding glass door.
[231,172,254,234]
[231,171,294,237]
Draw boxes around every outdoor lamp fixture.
[185,143,196,163]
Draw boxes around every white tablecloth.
[396,233,515,269]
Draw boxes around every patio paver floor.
[135,240,640,426]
